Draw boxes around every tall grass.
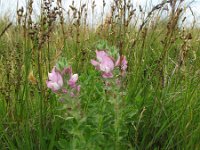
[0,0,200,149]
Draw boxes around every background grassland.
[0,0,200,149]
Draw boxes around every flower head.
[46,67,63,92]
[65,67,81,94]
[91,50,115,78]
[68,74,79,88]
[47,65,80,98]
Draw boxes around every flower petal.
[91,59,99,66]
[76,85,81,92]
[46,81,61,91]
[96,50,108,62]
[68,74,78,88]
[99,56,114,73]
[102,72,113,78]
[48,67,57,81]
[47,67,63,91]
[56,73,64,87]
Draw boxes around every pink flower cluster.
[46,50,127,96]
[91,50,128,78]
[46,67,63,92]
[46,66,80,97]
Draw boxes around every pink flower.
[70,92,75,97]
[91,50,115,78]
[47,66,80,96]
[46,67,63,92]
[68,74,78,88]
[65,68,81,94]
[115,55,128,70]
[102,72,113,78]
[61,66,72,76]
[96,50,109,61]
[76,85,81,92]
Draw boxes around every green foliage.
[56,57,69,71]
[96,40,119,57]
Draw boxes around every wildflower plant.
[46,58,81,113]
[1,0,200,149]
[90,47,129,146]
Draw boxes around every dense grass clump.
[0,0,200,149]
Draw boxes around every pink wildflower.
[91,50,115,78]
[68,74,78,88]
[76,85,81,92]
[66,68,81,93]
[115,55,128,76]
[46,67,63,92]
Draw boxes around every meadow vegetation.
[0,0,200,149]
